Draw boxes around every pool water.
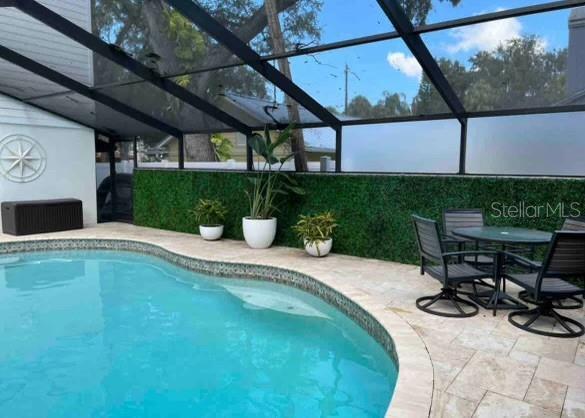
[0,251,397,418]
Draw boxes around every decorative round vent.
[0,134,47,183]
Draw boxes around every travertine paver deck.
[1,223,584,418]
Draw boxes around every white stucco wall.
[0,94,97,227]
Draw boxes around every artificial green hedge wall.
[134,169,585,265]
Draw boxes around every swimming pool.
[0,250,397,417]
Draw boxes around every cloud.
[446,16,522,54]
[387,52,422,79]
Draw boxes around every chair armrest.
[500,251,541,270]
[441,235,462,245]
[442,250,497,260]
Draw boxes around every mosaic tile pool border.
[0,238,399,368]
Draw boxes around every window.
[467,112,585,176]
[342,119,460,173]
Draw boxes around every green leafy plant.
[210,134,233,161]
[191,199,227,226]
[246,125,305,219]
[293,212,338,255]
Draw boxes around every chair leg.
[457,279,494,297]
[492,278,501,317]
[416,287,479,318]
[518,290,583,310]
[508,301,585,338]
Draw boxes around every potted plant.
[293,212,337,257]
[191,199,228,241]
[244,125,304,249]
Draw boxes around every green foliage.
[400,0,461,25]
[210,134,233,161]
[293,212,338,254]
[465,37,567,110]
[191,199,228,226]
[135,171,585,265]
[246,126,305,219]
[417,37,567,112]
[93,0,467,117]
[165,10,206,62]
[346,93,411,119]
[346,37,567,118]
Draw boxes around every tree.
[411,37,567,113]
[346,93,411,119]
[412,59,468,114]
[346,95,374,118]
[400,0,461,25]
[372,92,411,118]
[465,37,567,110]
[92,0,467,161]
[93,0,322,160]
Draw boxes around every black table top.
[452,226,552,245]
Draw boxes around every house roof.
[217,93,355,126]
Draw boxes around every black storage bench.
[1,199,83,236]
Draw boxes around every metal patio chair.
[563,216,585,231]
[442,208,485,244]
[518,216,585,309]
[505,231,585,338]
[412,215,497,318]
[443,208,535,261]
[442,208,495,267]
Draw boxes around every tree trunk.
[185,134,216,162]
[264,0,308,172]
[140,0,304,164]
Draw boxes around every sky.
[284,0,572,113]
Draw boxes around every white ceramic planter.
[199,225,224,241]
[242,217,277,249]
[304,238,333,257]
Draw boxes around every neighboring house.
[217,93,324,126]
[144,93,337,163]
[558,7,585,105]
[145,132,335,163]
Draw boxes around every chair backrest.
[562,216,585,231]
[539,232,585,286]
[443,208,485,237]
[412,215,444,263]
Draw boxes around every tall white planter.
[243,217,277,249]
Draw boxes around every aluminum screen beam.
[161,104,585,134]
[376,0,465,120]
[22,0,584,107]
[459,119,467,175]
[20,0,585,108]
[14,0,253,136]
[164,0,341,129]
[417,0,585,34]
[335,127,342,173]
[0,44,183,138]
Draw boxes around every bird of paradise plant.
[246,125,305,219]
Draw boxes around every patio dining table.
[452,226,552,246]
[452,226,553,314]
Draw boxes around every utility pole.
[344,63,359,115]
[345,64,349,114]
